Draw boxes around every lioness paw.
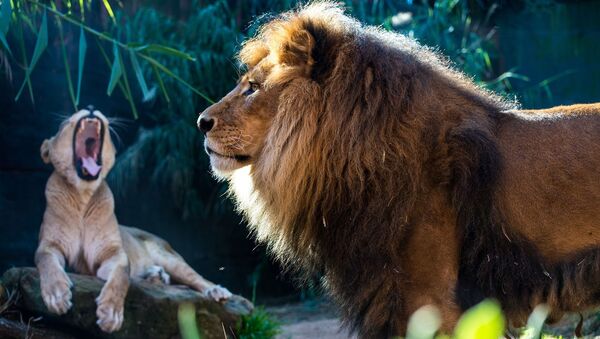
[143,265,170,285]
[95,297,124,333]
[41,271,73,315]
[204,285,232,302]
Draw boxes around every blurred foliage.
[0,0,568,220]
[237,307,281,339]
[178,303,203,339]
[405,299,560,339]
[0,0,205,117]
[454,300,505,339]
[107,0,528,220]
[109,0,241,220]
[0,1,582,221]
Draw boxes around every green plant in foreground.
[178,303,280,339]
[405,299,568,339]
[237,307,281,339]
[178,303,203,339]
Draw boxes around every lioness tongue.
[82,156,102,176]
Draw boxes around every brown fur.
[199,3,600,337]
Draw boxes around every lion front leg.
[401,213,462,335]
[35,244,73,315]
[94,248,130,333]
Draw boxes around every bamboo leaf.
[15,10,48,102]
[28,10,48,71]
[15,21,33,103]
[107,42,122,96]
[151,63,169,103]
[0,0,11,54]
[139,54,214,104]
[129,50,152,101]
[0,0,11,34]
[118,55,139,119]
[97,39,138,118]
[76,26,86,105]
[135,44,196,61]
[101,0,116,24]
[0,30,10,55]
[57,18,76,110]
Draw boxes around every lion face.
[198,18,321,177]
[41,108,115,189]
[198,59,282,176]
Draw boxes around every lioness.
[197,3,600,337]
[36,108,231,332]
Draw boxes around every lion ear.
[279,28,315,74]
[40,139,51,164]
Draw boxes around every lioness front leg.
[35,244,73,315]
[95,249,129,333]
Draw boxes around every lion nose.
[197,116,215,134]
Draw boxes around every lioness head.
[197,5,339,176]
[41,108,115,188]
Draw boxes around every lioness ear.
[40,139,51,164]
[279,29,315,74]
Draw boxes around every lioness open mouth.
[205,146,250,162]
[73,114,104,180]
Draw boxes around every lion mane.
[223,3,600,337]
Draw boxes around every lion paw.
[142,265,170,285]
[40,270,73,315]
[95,291,124,332]
[204,285,232,302]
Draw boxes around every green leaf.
[151,63,169,103]
[101,0,115,24]
[0,0,11,34]
[454,299,505,339]
[56,19,76,110]
[107,42,122,96]
[76,26,86,105]
[15,10,48,102]
[28,11,48,71]
[135,44,196,61]
[0,0,11,54]
[97,39,138,119]
[139,54,214,104]
[406,305,441,339]
[521,304,549,339]
[178,303,202,339]
[118,53,139,119]
[129,51,151,101]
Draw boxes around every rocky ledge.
[0,267,253,339]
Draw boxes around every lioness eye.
[244,81,260,96]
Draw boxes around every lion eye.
[244,81,260,96]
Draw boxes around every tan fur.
[199,3,600,337]
[37,109,231,333]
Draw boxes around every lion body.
[200,3,600,337]
[37,109,230,332]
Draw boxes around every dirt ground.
[266,299,356,339]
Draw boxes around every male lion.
[198,2,600,338]
[37,108,231,332]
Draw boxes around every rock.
[1,267,253,339]
[0,317,77,339]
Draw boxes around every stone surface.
[1,267,253,339]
